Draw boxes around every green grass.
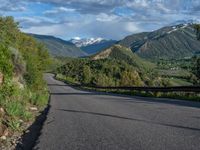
[6,119,21,131]
[168,78,193,86]
[157,68,191,78]
[6,101,25,118]
[30,90,49,108]
[0,82,49,131]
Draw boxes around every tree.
[0,44,13,78]
[120,70,144,86]
[82,65,92,84]
[193,56,200,79]
[37,43,51,71]
[193,24,200,83]
[0,16,20,45]
[194,24,200,40]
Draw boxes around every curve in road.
[34,74,200,150]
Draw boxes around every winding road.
[33,74,200,150]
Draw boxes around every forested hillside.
[56,43,199,88]
[193,24,200,82]
[0,16,50,143]
[120,24,200,60]
[30,34,87,57]
[56,45,171,87]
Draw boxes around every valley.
[0,13,200,150]
[1,1,200,150]
[27,23,200,88]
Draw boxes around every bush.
[0,44,13,78]
[0,16,50,133]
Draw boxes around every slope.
[91,44,155,70]
[30,34,87,57]
[119,24,200,60]
[81,40,117,55]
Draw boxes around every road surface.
[34,74,200,150]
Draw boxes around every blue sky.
[1,0,200,40]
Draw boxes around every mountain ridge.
[69,37,117,55]
[70,37,105,47]
[119,23,200,60]
[29,34,87,57]
[91,44,155,70]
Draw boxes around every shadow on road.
[50,91,200,109]
[51,92,109,96]
[47,84,68,86]
[57,108,200,132]
[15,98,51,150]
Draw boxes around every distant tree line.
[194,24,200,40]
[56,58,171,87]
[194,24,200,83]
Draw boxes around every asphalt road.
[34,74,200,150]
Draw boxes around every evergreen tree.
[120,71,144,86]
[82,65,92,84]
[194,24,200,40]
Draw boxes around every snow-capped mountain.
[69,37,117,55]
[119,22,200,59]
[70,37,105,47]
[165,19,200,35]
[169,19,200,26]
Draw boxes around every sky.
[1,0,200,40]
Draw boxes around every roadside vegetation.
[0,16,50,145]
[155,58,199,86]
[55,57,199,101]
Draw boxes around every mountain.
[57,45,162,87]
[119,23,200,60]
[30,34,87,57]
[169,19,200,26]
[70,37,117,55]
[70,37,104,47]
[91,44,155,70]
[81,39,117,55]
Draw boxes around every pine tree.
[194,24,200,40]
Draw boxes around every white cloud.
[44,7,75,15]
[3,0,200,40]
[96,13,118,22]
[125,22,140,33]
[17,16,59,28]
[22,24,68,36]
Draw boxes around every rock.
[0,136,6,140]
[0,72,3,85]
[0,125,6,136]
[25,130,30,133]
[3,129,9,136]
[19,119,23,123]
[0,108,5,118]
[11,139,17,145]
[0,107,5,113]
[29,107,38,111]
[0,126,4,136]
[0,107,4,112]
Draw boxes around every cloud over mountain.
[2,0,200,40]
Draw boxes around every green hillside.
[55,43,199,87]
[56,45,171,87]
[91,44,155,71]
[120,24,200,60]
[0,16,50,138]
[30,34,87,57]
